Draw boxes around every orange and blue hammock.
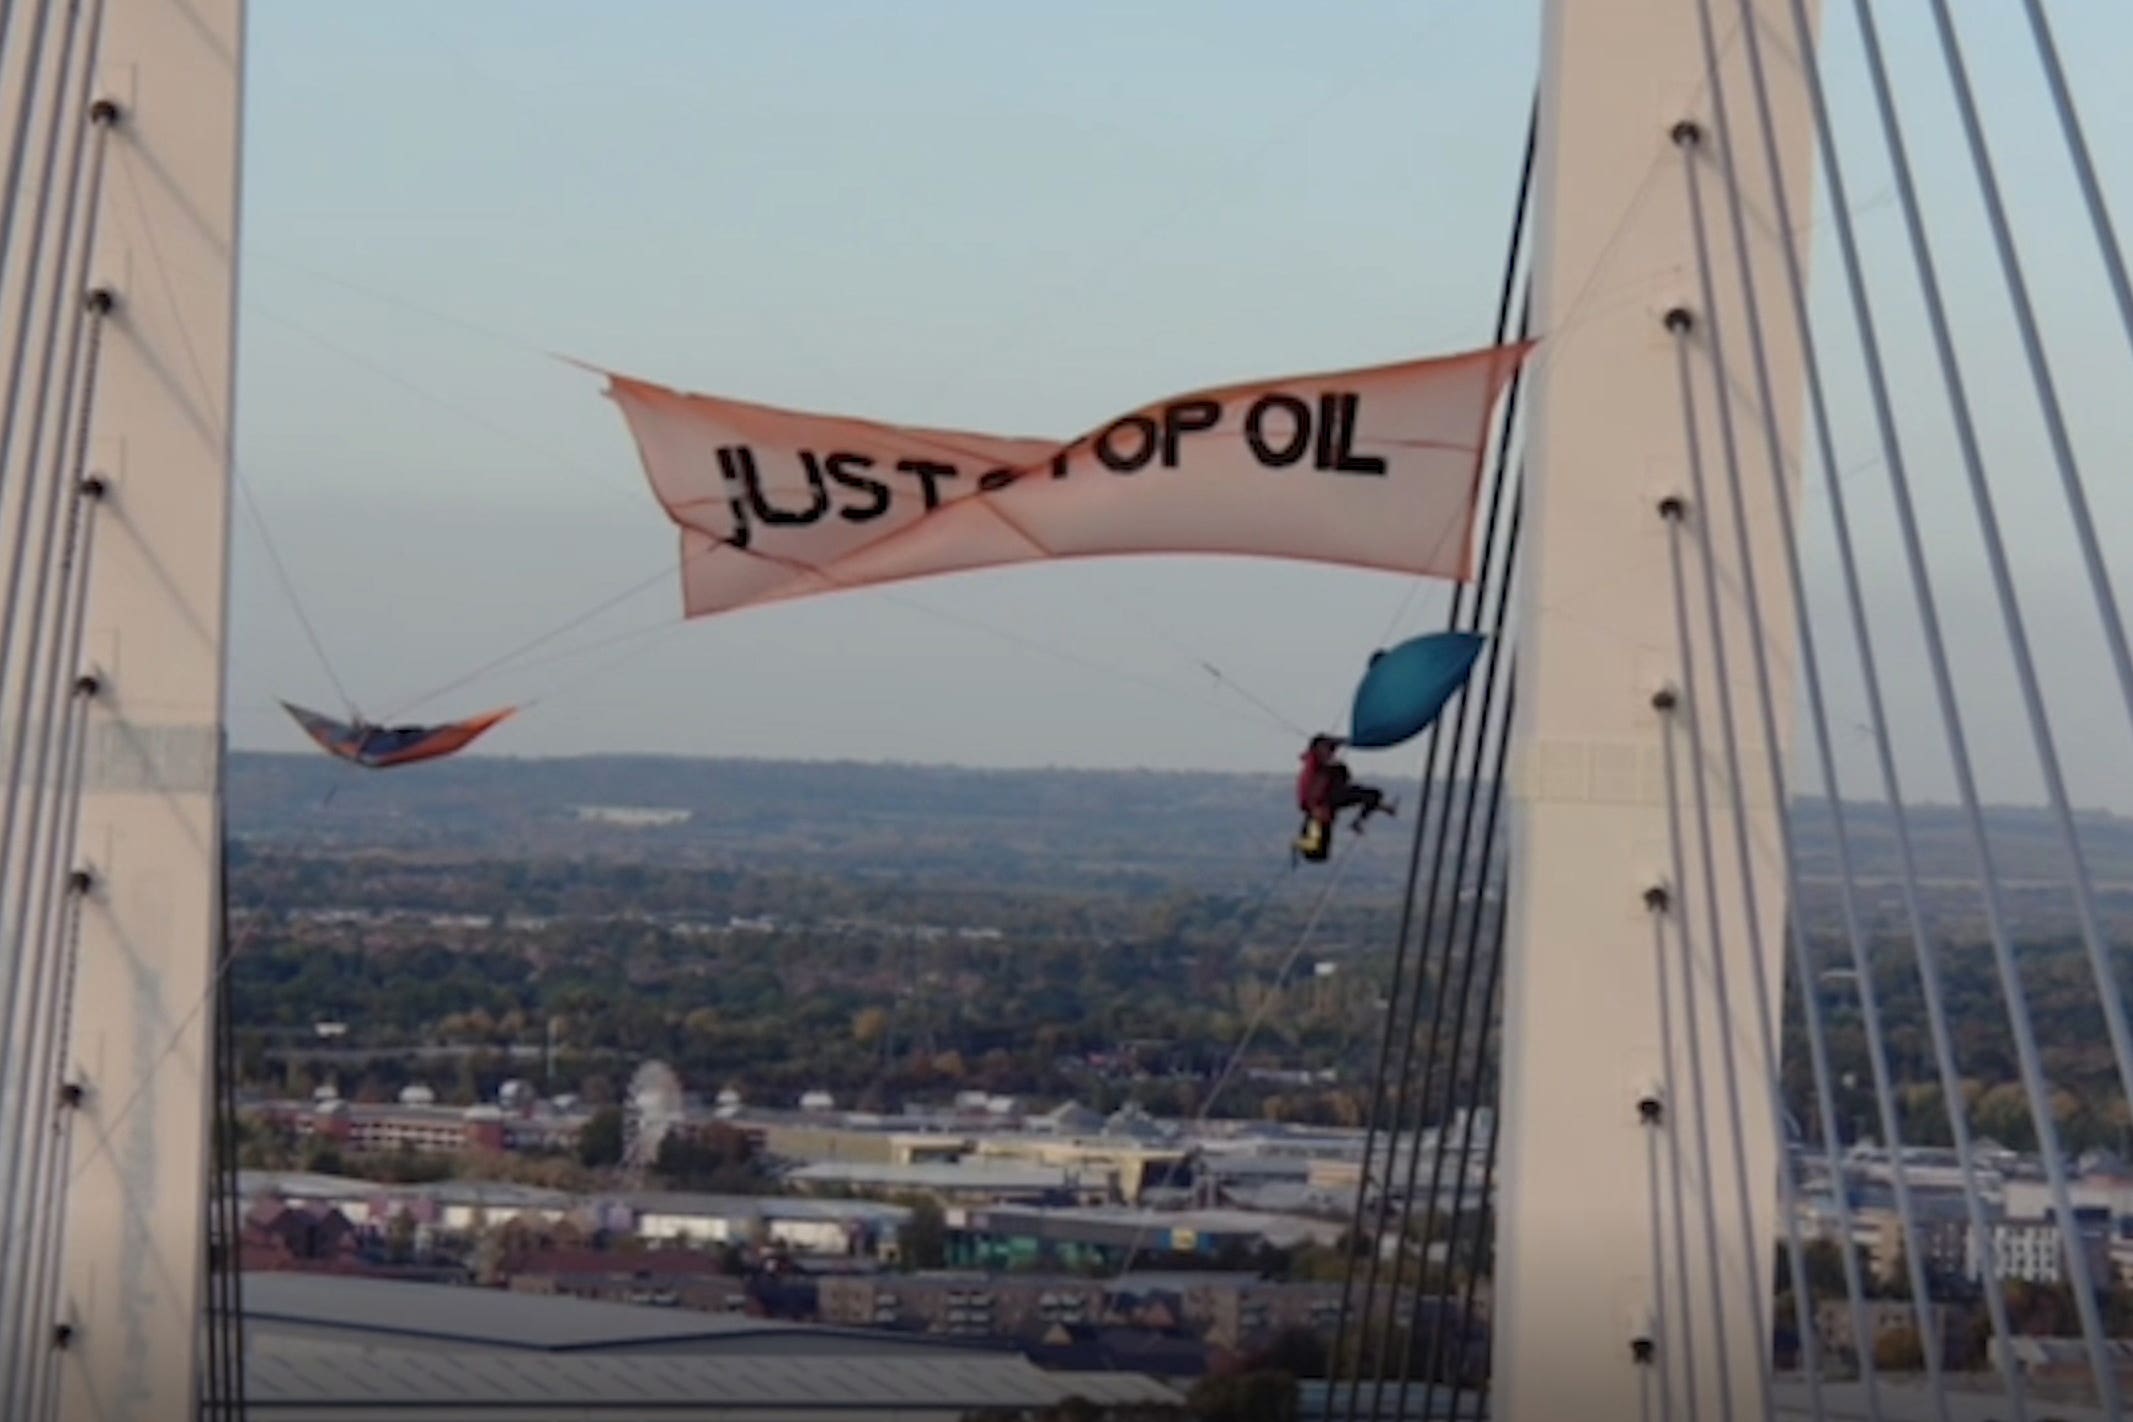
[281,701,513,770]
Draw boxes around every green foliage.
[653,1124,764,1193]
[371,1143,455,1184]
[577,1107,624,1168]
[224,776,2133,1145]
[1873,1325,1925,1372]
[227,849,1403,1121]
[298,1137,345,1177]
[1774,1239,1859,1302]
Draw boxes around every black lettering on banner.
[894,458,960,510]
[824,451,892,522]
[737,448,830,526]
[1327,392,1388,476]
[977,468,1018,493]
[714,446,754,549]
[1243,394,1311,467]
[1159,399,1221,467]
[1095,415,1159,473]
[1315,393,1340,470]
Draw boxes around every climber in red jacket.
[1294,735,1392,861]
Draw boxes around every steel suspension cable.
[8,474,99,1419]
[1402,675,1515,1420]
[1755,0,2028,1407]
[0,60,113,1373]
[1917,0,2133,1156]
[1373,503,1521,1400]
[0,94,109,1150]
[1842,1,2122,1408]
[1652,671,1738,1422]
[1691,1,1969,1412]
[1327,100,1535,1414]
[0,0,56,440]
[1363,632,1509,1416]
[0,70,107,1305]
[15,306,113,1415]
[1361,484,1521,1422]
[1658,410,1779,1422]
[1675,80,1906,1416]
[1644,888,1701,1422]
[196,824,249,1422]
[0,322,109,1395]
[1436,917,1514,1422]
[0,0,85,720]
[2016,0,2133,374]
[0,3,19,97]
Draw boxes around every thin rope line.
[875,588,1297,744]
[1918,0,2133,1160]
[110,145,374,728]
[236,470,355,715]
[1843,2,2123,1407]
[1760,0,2029,1407]
[60,890,269,1192]
[1186,659,1310,742]
[1368,96,1536,659]
[379,525,1300,748]
[376,557,688,721]
[244,300,641,506]
[1103,845,1361,1285]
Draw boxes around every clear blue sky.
[229,2,2133,810]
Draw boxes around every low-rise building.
[1968,1206,2114,1286]
[944,1204,1339,1272]
[749,1117,972,1168]
[785,1160,1087,1207]
[241,1201,365,1273]
[819,1273,1107,1339]
[505,1247,752,1312]
[966,1136,1192,1204]
[621,1192,908,1257]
